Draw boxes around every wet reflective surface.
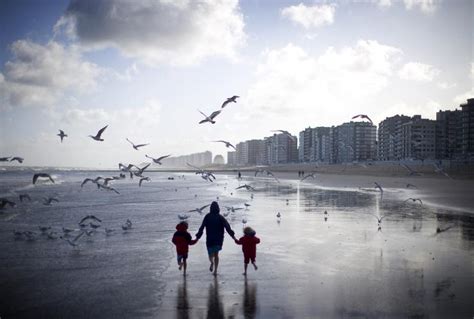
[0,171,473,318]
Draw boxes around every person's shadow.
[243,277,257,319]
[176,277,190,319]
[207,277,225,319]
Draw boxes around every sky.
[0,0,472,168]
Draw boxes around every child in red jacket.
[172,221,198,276]
[235,226,260,275]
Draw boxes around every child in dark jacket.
[172,221,198,276]
[235,226,260,275]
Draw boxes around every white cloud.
[372,0,392,8]
[471,62,474,79]
[452,62,474,105]
[245,40,403,129]
[437,82,456,89]
[281,3,336,29]
[55,0,246,66]
[404,0,440,14]
[0,40,101,108]
[398,62,440,82]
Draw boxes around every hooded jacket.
[235,232,260,259]
[172,223,197,255]
[195,207,235,247]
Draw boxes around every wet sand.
[1,171,473,318]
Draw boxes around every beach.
[0,170,473,318]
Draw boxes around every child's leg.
[183,259,187,276]
[243,256,249,275]
[252,257,258,270]
[178,256,183,270]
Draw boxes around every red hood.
[176,223,188,232]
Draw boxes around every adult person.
[196,201,236,276]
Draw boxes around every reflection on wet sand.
[243,277,257,319]
[176,278,190,319]
[207,277,224,319]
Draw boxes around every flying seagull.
[271,130,297,142]
[352,114,373,124]
[374,182,383,194]
[301,172,316,181]
[221,95,239,108]
[213,140,236,150]
[236,184,256,191]
[198,110,221,124]
[89,125,108,141]
[400,163,420,176]
[98,183,120,194]
[81,177,104,188]
[79,215,102,225]
[139,177,150,187]
[226,206,243,213]
[61,231,85,247]
[404,198,423,204]
[33,173,55,185]
[369,214,387,225]
[188,204,211,214]
[126,138,149,150]
[146,154,171,165]
[406,183,418,189]
[0,157,10,162]
[10,157,24,163]
[57,130,67,142]
[133,163,151,177]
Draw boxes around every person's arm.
[222,216,235,239]
[234,237,242,245]
[255,236,260,244]
[195,216,207,239]
[172,233,177,245]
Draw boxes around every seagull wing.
[198,110,208,118]
[96,125,108,138]
[126,138,135,147]
[135,143,149,148]
[157,154,171,162]
[221,100,230,108]
[200,204,211,211]
[209,110,221,119]
[32,174,39,184]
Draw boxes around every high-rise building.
[265,133,298,164]
[401,115,437,160]
[378,115,411,161]
[162,151,212,167]
[436,109,462,159]
[460,98,474,159]
[235,139,265,165]
[299,127,313,162]
[333,122,376,163]
[227,151,236,166]
[312,127,331,163]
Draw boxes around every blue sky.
[0,0,472,167]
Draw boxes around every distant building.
[333,122,376,163]
[299,127,313,162]
[265,133,298,164]
[213,154,225,165]
[401,115,436,160]
[235,139,265,165]
[460,98,474,159]
[436,109,462,160]
[162,151,212,167]
[378,115,411,161]
[227,151,236,166]
[311,127,331,163]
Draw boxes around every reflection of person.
[176,279,190,319]
[207,277,224,319]
[235,226,260,275]
[172,221,198,276]
[196,201,236,276]
[243,277,257,319]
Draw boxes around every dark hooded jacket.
[172,222,197,255]
[196,202,235,247]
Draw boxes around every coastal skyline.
[0,0,472,168]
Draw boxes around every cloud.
[245,40,403,129]
[403,0,440,14]
[55,0,246,66]
[398,62,440,82]
[471,62,474,79]
[281,3,336,29]
[437,82,456,89]
[371,0,393,8]
[0,40,101,108]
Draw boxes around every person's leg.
[252,257,258,270]
[178,256,183,270]
[213,252,219,275]
[243,256,249,275]
[209,253,214,272]
[183,259,187,276]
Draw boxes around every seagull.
[236,184,256,191]
[276,212,281,218]
[133,163,151,177]
[198,109,221,124]
[244,203,251,209]
[254,169,265,177]
[139,177,150,187]
[188,204,211,214]
[369,214,387,225]
[374,182,383,194]
[61,231,85,247]
[98,183,120,194]
[105,228,115,235]
[18,194,31,202]
[178,214,189,221]
[300,172,316,181]
[126,138,149,150]
[0,157,11,161]
[10,157,24,163]
[43,197,59,206]
[81,177,103,188]
[57,129,68,142]
[271,130,297,142]
[213,140,237,150]
[404,198,423,204]
[146,154,171,165]
[33,173,55,184]
[221,95,239,108]
[226,206,243,213]
[102,177,116,186]
[79,215,102,225]
[352,114,373,124]
[264,170,280,183]
[89,125,108,141]
[433,163,451,178]
[400,164,420,176]
[406,183,418,189]
[0,198,16,209]
[38,226,51,233]
[435,225,455,235]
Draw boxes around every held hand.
[234,239,239,244]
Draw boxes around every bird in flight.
[98,183,120,194]
[301,172,316,181]
[133,163,151,177]
[221,95,239,108]
[236,184,256,191]
[126,138,149,150]
[79,215,102,226]
[404,198,423,204]
[374,182,383,194]
[369,214,387,225]
[271,130,297,142]
[213,140,236,151]
[406,183,418,189]
[198,110,221,124]
[146,154,171,165]
[139,177,150,187]
[57,130,67,142]
[33,173,55,185]
[89,125,108,141]
[10,157,24,163]
[188,204,211,214]
[352,114,373,124]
